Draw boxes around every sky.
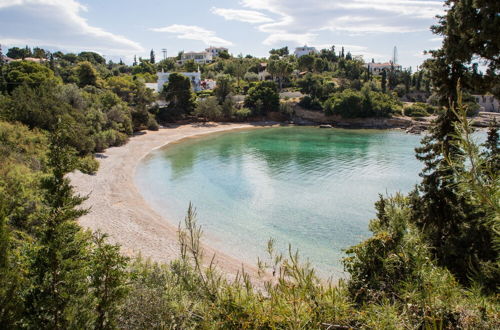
[0,0,446,69]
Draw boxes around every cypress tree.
[25,126,93,329]
[381,69,387,93]
[150,49,155,64]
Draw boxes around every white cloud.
[211,7,272,24]
[263,32,317,46]
[235,0,443,44]
[151,24,233,47]
[0,0,143,55]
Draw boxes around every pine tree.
[150,49,155,64]
[24,126,93,329]
[90,232,129,330]
[133,55,137,66]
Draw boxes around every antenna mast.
[392,46,398,65]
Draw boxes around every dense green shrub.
[404,102,437,117]
[234,107,252,120]
[244,81,279,115]
[324,89,401,118]
[298,95,322,110]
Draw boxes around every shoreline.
[69,122,278,279]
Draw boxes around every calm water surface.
[136,127,423,278]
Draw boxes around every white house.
[473,95,499,113]
[205,46,228,58]
[157,71,202,92]
[365,62,402,75]
[179,51,213,65]
[294,46,318,58]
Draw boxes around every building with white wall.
[157,71,202,92]
[205,46,228,58]
[365,62,402,75]
[294,46,318,58]
[179,51,213,65]
[473,95,499,113]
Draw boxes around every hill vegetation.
[0,0,498,328]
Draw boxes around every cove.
[135,127,423,278]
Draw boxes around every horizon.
[0,0,446,69]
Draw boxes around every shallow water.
[135,127,423,278]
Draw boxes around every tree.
[225,58,249,88]
[150,49,155,64]
[25,127,93,328]
[194,96,222,121]
[133,55,137,66]
[482,120,499,172]
[161,73,195,115]
[428,0,499,99]
[78,52,106,65]
[183,60,197,73]
[90,232,129,330]
[381,69,387,93]
[214,74,233,103]
[244,81,279,115]
[32,47,47,59]
[267,59,293,90]
[1,60,59,93]
[6,46,31,59]
[297,55,315,72]
[218,50,230,59]
[269,46,289,57]
[75,61,99,87]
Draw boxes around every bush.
[298,95,322,111]
[78,154,99,174]
[234,107,252,121]
[94,129,128,152]
[404,103,438,117]
[194,96,222,121]
[196,90,214,98]
[147,114,159,131]
[324,89,400,118]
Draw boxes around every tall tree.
[267,59,293,91]
[214,74,233,104]
[25,127,93,328]
[150,49,155,64]
[161,73,195,115]
[411,0,499,289]
[381,69,387,93]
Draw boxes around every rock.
[406,125,427,134]
[319,124,333,128]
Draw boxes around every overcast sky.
[0,0,446,69]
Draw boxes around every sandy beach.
[69,123,270,276]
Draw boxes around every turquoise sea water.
[135,127,424,278]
